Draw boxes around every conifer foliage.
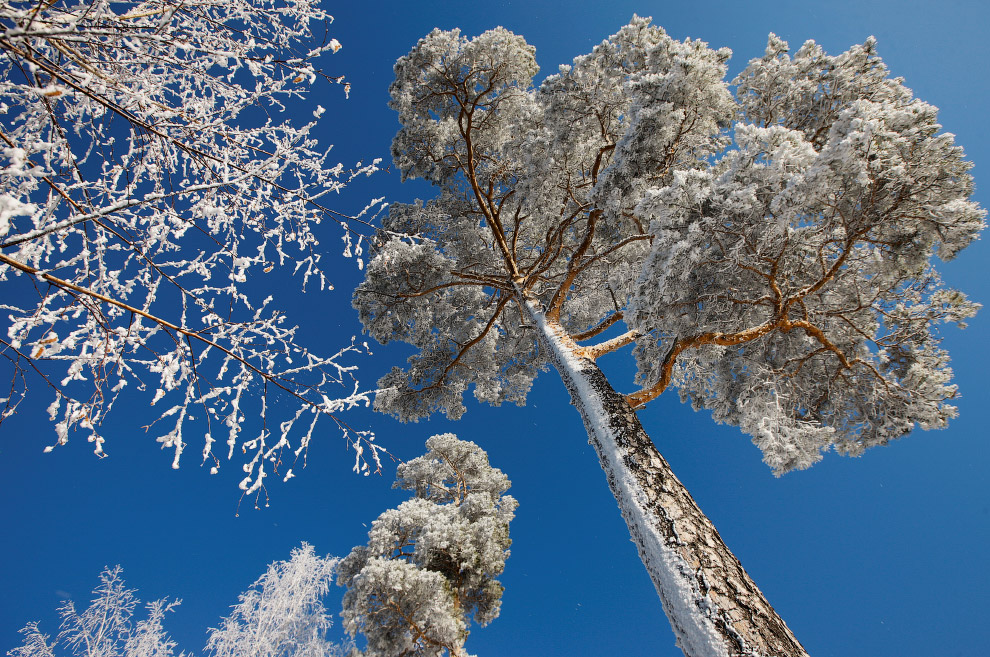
[357,18,983,473]
[338,434,517,657]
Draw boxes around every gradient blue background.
[2,2,988,656]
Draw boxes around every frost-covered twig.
[0,0,387,492]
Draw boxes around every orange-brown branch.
[781,319,854,370]
[572,311,625,341]
[576,329,640,361]
[547,209,601,322]
[458,106,521,282]
[625,312,861,410]
[626,321,779,409]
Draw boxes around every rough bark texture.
[524,300,808,657]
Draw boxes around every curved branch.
[423,294,511,391]
[572,311,624,342]
[626,320,779,409]
[625,306,866,409]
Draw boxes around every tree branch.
[572,311,625,341]
[0,252,362,434]
[576,329,640,361]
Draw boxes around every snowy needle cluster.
[0,0,385,491]
[338,434,517,657]
[354,17,984,474]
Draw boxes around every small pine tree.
[337,434,517,657]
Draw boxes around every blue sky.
[2,1,989,656]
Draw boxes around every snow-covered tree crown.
[354,18,984,473]
[338,434,516,657]
[11,545,350,657]
[356,17,733,418]
[9,566,183,657]
[207,544,344,657]
[0,0,385,493]
[628,34,983,472]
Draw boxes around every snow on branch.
[0,0,387,494]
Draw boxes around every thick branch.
[626,321,779,409]
[625,310,862,410]
[576,329,640,361]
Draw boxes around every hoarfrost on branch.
[9,545,351,657]
[0,0,387,491]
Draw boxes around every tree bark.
[519,296,808,657]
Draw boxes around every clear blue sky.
[2,2,988,656]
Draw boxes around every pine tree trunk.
[520,298,808,657]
